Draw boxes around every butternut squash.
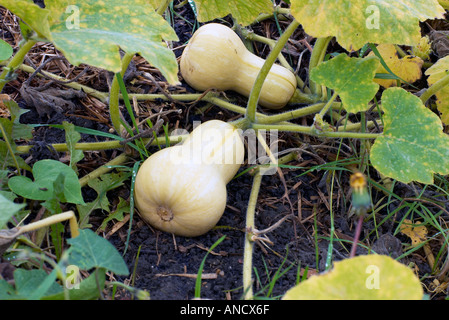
[180,23,297,109]
[134,120,244,237]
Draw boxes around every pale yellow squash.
[180,23,297,109]
[134,120,244,237]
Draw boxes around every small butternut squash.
[134,120,244,237]
[180,23,297,109]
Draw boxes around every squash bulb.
[180,23,297,109]
[134,120,244,237]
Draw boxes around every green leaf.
[0,101,33,141]
[283,255,423,300]
[76,172,130,228]
[62,121,84,173]
[67,229,129,276]
[43,268,106,300]
[0,141,31,171]
[13,269,62,299]
[0,39,13,61]
[193,0,273,26]
[370,87,449,184]
[0,0,52,39]
[310,53,380,113]
[0,0,179,84]
[97,197,130,232]
[290,0,445,51]
[0,193,25,229]
[8,159,85,204]
[46,0,179,84]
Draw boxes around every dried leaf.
[19,84,85,117]
[400,219,428,247]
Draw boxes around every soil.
[1,1,448,300]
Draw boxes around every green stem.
[15,134,186,155]
[156,0,172,15]
[78,153,129,187]
[420,72,449,105]
[0,39,36,92]
[251,123,380,139]
[257,102,340,124]
[288,88,319,105]
[308,37,332,97]
[242,171,263,300]
[318,91,338,118]
[246,19,300,123]
[109,52,135,134]
[0,60,109,102]
[242,30,294,72]
[252,6,291,24]
[0,122,20,174]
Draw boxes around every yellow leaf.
[400,219,427,247]
[412,36,432,60]
[425,55,449,125]
[368,44,424,88]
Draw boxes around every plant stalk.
[18,210,79,238]
[15,134,186,155]
[420,71,449,105]
[0,39,36,92]
[246,19,300,123]
[242,171,263,300]
[251,123,380,139]
[308,37,332,97]
[109,52,135,134]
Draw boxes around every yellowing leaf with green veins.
[47,0,179,84]
[283,255,423,300]
[425,55,449,125]
[368,44,424,88]
[310,53,379,114]
[290,0,445,51]
[370,87,449,184]
[0,0,179,84]
[193,0,273,26]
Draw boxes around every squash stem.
[18,210,79,238]
[109,52,135,134]
[242,171,263,300]
[15,134,186,155]
[78,153,129,187]
[0,39,36,92]
[308,37,332,97]
[251,123,380,139]
[318,91,338,118]
[420,71,449,105]
[246,19,300,123]
[156,0,172,15]
[0,122,21,174]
